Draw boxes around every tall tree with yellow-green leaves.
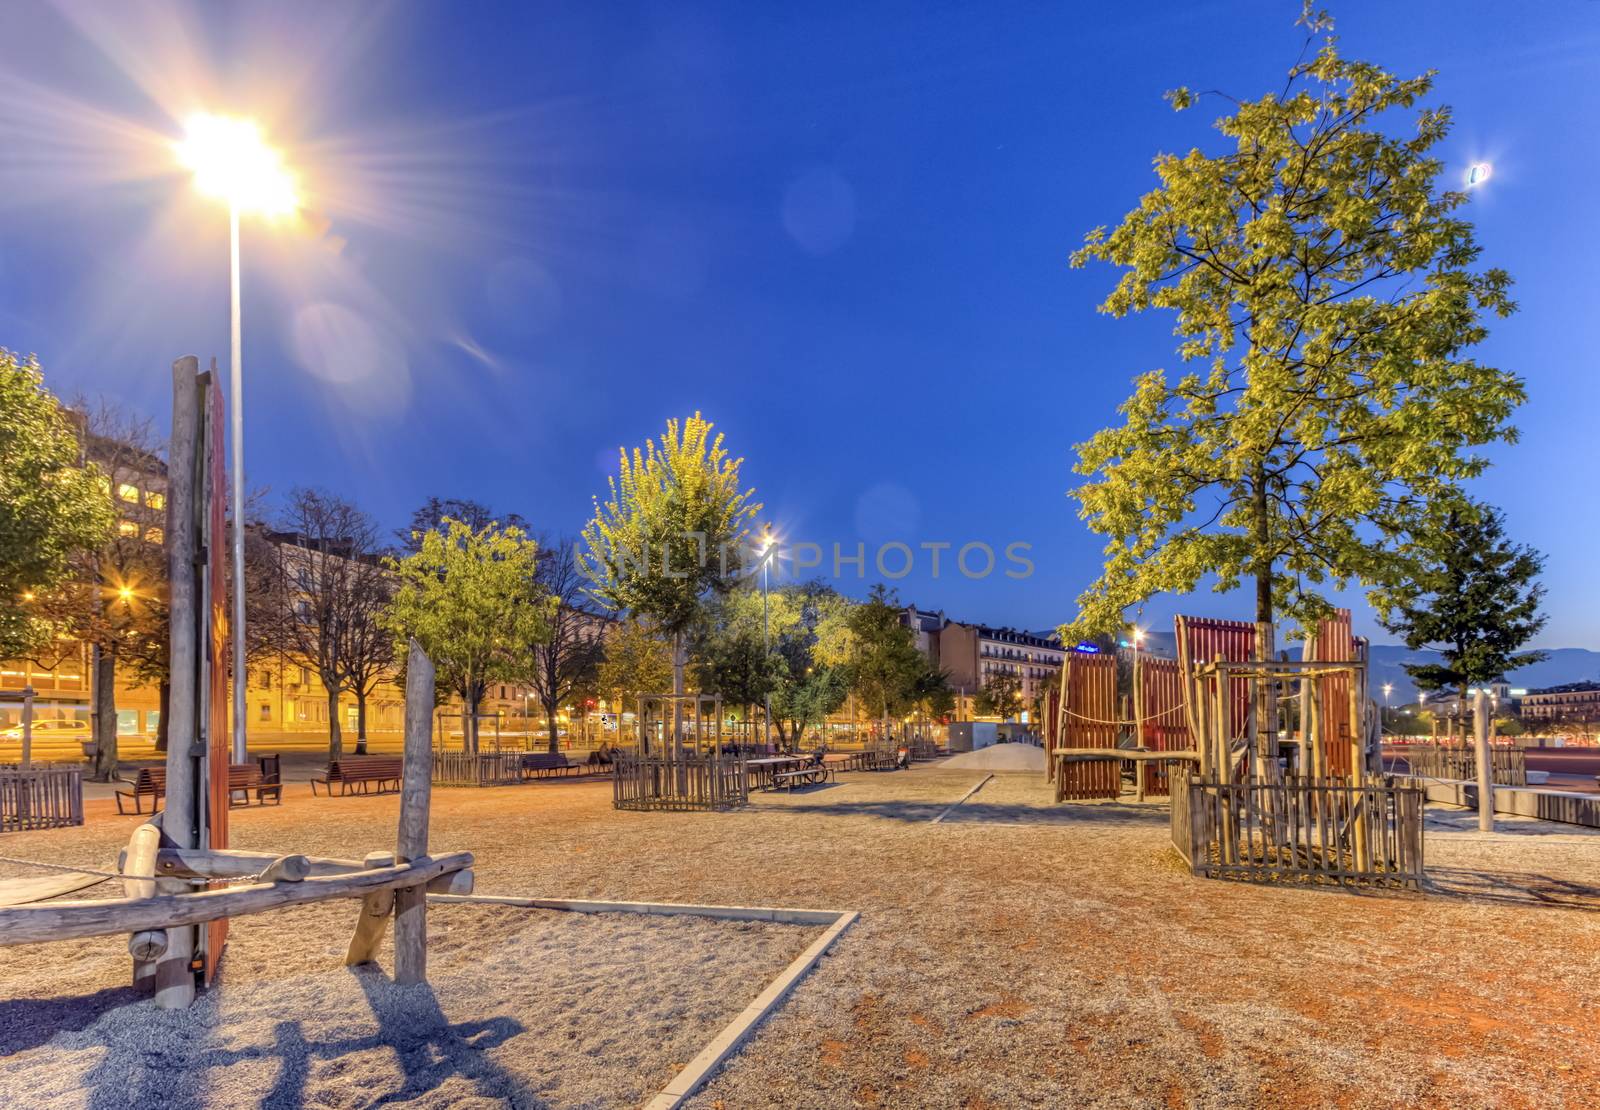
[384,518,551,753]
[0,351,114,663]
[1065,6,1524,722]
[581,413,760,744]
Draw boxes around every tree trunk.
[91,644,118,782]
[326,684,343,761]
[355,690,368,755]
[1252,466,1277,781]
[671,632,685,755]
[460,704,473,754]
[155,680,171,754]
[1459,680,1470,745]
[545,706,560,754]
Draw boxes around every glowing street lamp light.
[1466,162,1493,188]
[176,112,300,763]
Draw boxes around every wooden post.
[124,821,162,992]
[394,638,434,985]
[19,685,34,771]
[1348,667,1370,871]
[1132,645,1145,803]
[1473,689,1495,834]
[156,355,200,1010]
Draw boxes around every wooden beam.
[1051,748,1199,762]
[345,851,399,967]
[394,638,435,986]
[124,820,161,992]
[159,356,201,1011]
[0,852,472,947]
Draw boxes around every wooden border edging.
[426,893,857,1108]
[931,774,992,824]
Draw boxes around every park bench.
[522,752,583,779]
[226,762,281,807]
[311,756,404,797]
[115,766,166,814]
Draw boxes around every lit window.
[259,704,271,721]
[145,526,164,545]
[118,483,140,503]
[144,490,165,510]
[118,519,139,537]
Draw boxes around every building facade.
[1519,681,1600,723]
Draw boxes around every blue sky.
[1,1,1596,646]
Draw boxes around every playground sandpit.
[0,900,814,1108]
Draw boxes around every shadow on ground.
[0,968,534,1110]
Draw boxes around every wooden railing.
[431,751,526,787]
[1171,771,1424,889]
[614,755,748,812]
[1400,744,1527,786]
[0,765,84,832]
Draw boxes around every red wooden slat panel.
[1139,657,1187,796]
[1310,609,1355,777]
[1060,654,1120,799]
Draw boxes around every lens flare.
[176,112,299,217]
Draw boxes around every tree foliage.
[0,351,114,660]
[581,413,760,638]
[384,518,550,752]
[1065,8,1521,641]
[974,671,1023,721]
[845,584,930,723]
[398,496,528,554]
[596,618,673,716]
[1378,501,1547,709]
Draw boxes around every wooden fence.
[432,751,526,787]
[614,755,748,812]
[1401,744,1527,786]
[1170,772,1423,889]
[0,765,84,832]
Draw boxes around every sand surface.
[4,768,1600,1107]
[937,742,1047,772]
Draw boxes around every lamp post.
[176,114,299,763]
[759,528,774,749]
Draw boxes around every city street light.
[759,527,775,748]
[176,113,299,763]
[1466,162,1493,188]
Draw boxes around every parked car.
[0,718,91,741]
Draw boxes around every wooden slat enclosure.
[200,371,231,986]
[1053,653,1121,801]
[1403,744,1527,786]
[1170,772,1423,889]
[0,765,84,832]
[614,755,748,811]
[432,751,526,787]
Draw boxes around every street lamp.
[759,527,775,749]
[176,113,299,763]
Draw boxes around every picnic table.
[746,755,806,790]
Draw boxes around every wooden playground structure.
[613,693,750,811]
[0,360,472,1007]
[1046,611,1424,887]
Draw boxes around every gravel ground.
[4,769,1600,1108]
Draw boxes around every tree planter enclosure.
[1171,771,1424,889]
[0,764,83,831]
[614,694,748,812]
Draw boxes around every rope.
[0,854,270,886]
[1061,704,1188,727]
[0,855,124,880]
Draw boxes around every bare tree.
[528,540,605,753]
[340,558,395,755]
[268,488,386,760]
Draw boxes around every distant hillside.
[1081,630,1598,704]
